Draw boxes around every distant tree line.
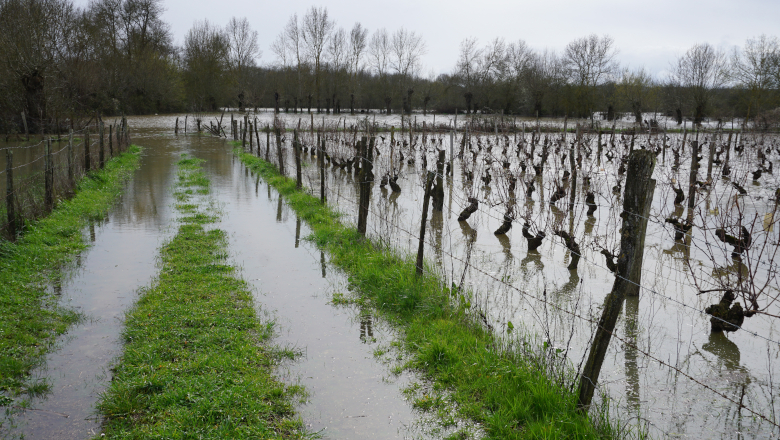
[2,0,779,134]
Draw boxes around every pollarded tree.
[670,42,728,125]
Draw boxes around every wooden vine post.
[578,149,656,411]
[6,149,15,237]
[415,171,435,276]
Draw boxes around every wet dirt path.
[4,126,441,439]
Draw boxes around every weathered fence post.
[99,121,105,168]
[265,125,270,161]
[275,126,285,176]
[357,135,375,236]
[415,171,435,276]
[45,138,53,212]
[108,125,113,158]
[84,128,91,171]
[432,149,445,211]
[175,117,179,136]
[577,149,656,411]
[255,123,261,155]
[67,129,74,186]
[248,121,254,153]
[293,129,302,189]
[319,131,326,203]
[6,149,15,237]
[706,134,715,181]
[21,111,29,141]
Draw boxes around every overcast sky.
[81,0,780,79]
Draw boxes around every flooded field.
[220,110,780,439]
[3,111,778,439]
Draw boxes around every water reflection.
[624,295,640,414]
[359,313,374,343]
[295,216,301,248]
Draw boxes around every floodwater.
[1,130,182,438]
[2,115,452,439]
[4,110,778,439]
[219,111,780,439]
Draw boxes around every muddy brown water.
[4,112,779,439]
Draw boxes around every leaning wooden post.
[45,138,53,212]
[578,150,656,411]
[6,149,15,237]
[108,125,113,158]
[293,129,302,189]
[99,121,105,168]
[415,171,435,276]
[67,129,74,186]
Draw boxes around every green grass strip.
[235,147,617,439]
[0,146,142,407]
[96,155,305,439]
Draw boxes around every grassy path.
[96,155,305,439]
[0,146,142,409]
[235,148,618,440]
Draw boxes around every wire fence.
[233,114,780,438]
[1,118,131,239]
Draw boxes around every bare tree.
[0,0,73,131]
[368,28,392,112]
[302,5,334,112]
[226,17,259,110]
[326,26,348,112]
[730,35,780,125]
[390,27,426,111]
[563,34,619,121]
[455,37,481,113]
[617,67,656,124]
[669,42,728,125]
[523,49,562,117]
[183,19,230,111]
[348,22,368,113]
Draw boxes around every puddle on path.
[2,135,187,439]
[198,142,449,439]
[3,122,454,439]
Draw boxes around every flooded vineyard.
[227,110,780,439]
[3,111,779,439]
